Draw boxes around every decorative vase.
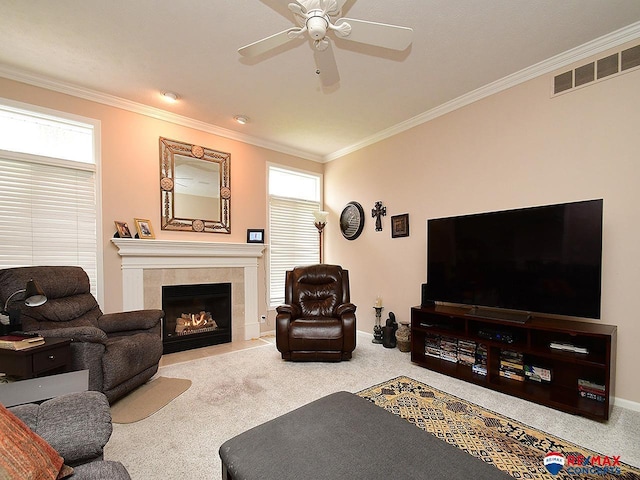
[395,322,411,352]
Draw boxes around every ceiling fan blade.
[238,28,300,57]
[314,44,340,87]
[334,18,413,50]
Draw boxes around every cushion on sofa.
[0,402,73,480]
[28,391,113,466]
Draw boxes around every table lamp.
[0,279,47,333]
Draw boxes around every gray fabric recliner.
[9,391,131,479]
[0,266,163,404]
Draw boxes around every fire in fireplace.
[162,282,231,354]
[176,311,217,334]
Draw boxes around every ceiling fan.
[238,0,414,86]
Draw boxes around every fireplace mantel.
[111,239,266,340]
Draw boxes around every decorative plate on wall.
[340,201,365,240]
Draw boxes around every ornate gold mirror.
[160,137,231,233]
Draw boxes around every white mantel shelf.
[111,238,266,263]
[111,239,266,340]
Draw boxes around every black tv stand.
[465,307,530,324]
[411,305,616,420]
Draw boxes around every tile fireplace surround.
[111,239,265,341]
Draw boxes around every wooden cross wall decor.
[371,201,386,232]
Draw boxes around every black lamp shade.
[24,279,47,307]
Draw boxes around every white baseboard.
[614,396,640,412]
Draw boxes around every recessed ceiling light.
[234,115,249,125]
[162,92,178,103]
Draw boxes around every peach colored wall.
[2,43,639,404]
[0,77,321,334]
[324,51,640,404]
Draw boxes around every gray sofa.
[9,391,130,479]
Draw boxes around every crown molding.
[323,21,640,162]
[2,20,639,165]
[0,64,323,163]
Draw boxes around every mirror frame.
[159,137,231,233]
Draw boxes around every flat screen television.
[425,199,603,321]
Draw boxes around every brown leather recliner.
[276,264,356,361]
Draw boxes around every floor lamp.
[313,210,329,263]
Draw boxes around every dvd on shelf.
[524,364,552,383]
[423,336,488,375]
[549,341,589,354]
[578,379,606,402]
[500,350,524,382]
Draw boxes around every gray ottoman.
[219,391,512,480]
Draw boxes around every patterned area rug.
[357,376,640,479]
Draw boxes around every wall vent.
[553,43,640,96]
[575,62,594,87]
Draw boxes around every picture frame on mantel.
[247,229,264,243]
[114,221,132,238]
[391,214,409,238]
[134,218,155,239]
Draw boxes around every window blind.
[269,195,320,306]
[0,155,98,295]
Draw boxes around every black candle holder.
[372,306,384,343]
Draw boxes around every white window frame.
[267,164,323,308]
[0,97,103,306]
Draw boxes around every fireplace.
[162,282,232,354]
[111,239,266,342]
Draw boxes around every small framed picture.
[114,221,132,238]
[391,214,409,238]
[134,218,155,239]
[247,229,264,243]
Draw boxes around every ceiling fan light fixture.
[162,91,178,103]
[234,115,249,125]
[307,14,329,40]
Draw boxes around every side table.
[1,338,89,407]
[0,337,72,379]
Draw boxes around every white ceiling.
[1,1,640,162]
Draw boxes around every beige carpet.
[110,377,192,424]
[105,336,640,479]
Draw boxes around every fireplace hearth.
[162,282,231,354]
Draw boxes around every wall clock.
[340,201,365,240]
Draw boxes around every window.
[268,165,322,306]
[0,100,100,300]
